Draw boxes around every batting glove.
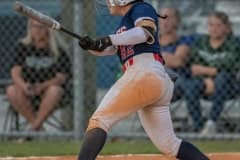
[79,36,112,51]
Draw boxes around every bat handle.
[60,27,83,40]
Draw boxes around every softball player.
[78,0,209,160]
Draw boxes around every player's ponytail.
[157,14,168,19]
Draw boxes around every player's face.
[30,19,49,46]
[159,8,179,34]
[208,16,229,39]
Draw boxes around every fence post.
[73,0,84,139]
[82,0,97,129]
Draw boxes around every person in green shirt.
[184,11,240,134]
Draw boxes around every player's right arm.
[78,4,157,54]
[78,26,149,54]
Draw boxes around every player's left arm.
[106,20,156,46]
[79,26,150,52]
[107,5,158,46]
[78,6,157,52]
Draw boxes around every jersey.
[115,2,161,64]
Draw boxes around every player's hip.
[121,53,174,102]
[122,53,164,72]
[122,53,170,80]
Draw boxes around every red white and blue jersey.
[115,2,161,64]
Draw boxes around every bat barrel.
[14,1,83,40]
[13,1,61,30]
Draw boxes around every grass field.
[1,139,240,157]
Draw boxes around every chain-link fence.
[0,0,240,140]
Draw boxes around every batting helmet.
[108,0,140,6]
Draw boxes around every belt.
[122,53,164,72]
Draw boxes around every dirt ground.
[1,153,240,160]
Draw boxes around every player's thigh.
[137,80,174,136]
[137,78,179,151]
[92,69,165,129]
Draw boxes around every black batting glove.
[78,36,95,50]
[79,36,112,51]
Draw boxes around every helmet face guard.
[108,0,137,6]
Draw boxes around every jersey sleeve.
[130,3,157,25]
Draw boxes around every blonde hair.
[20,19,68,59]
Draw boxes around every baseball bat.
[13,1,83,40]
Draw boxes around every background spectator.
[184,11,240,134]
[158,7,193,101]
[6,18,71,134]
